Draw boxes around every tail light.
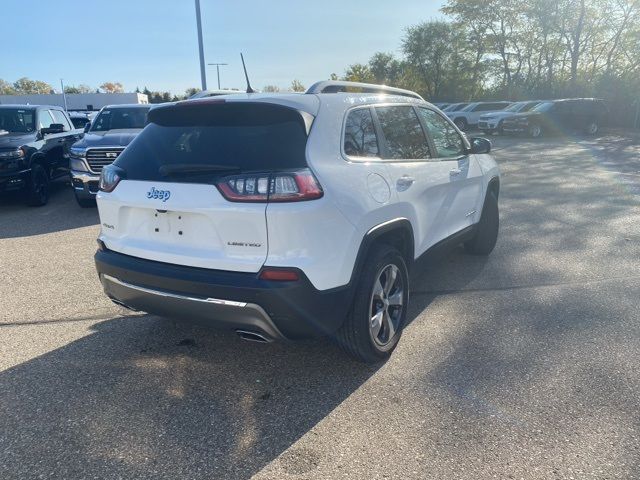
[216,168,323,203]
[99,165,123,193]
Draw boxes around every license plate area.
[150,210,191,240]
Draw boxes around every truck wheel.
[529,124,543,138]
[74,190,96,208]
[454,118,467,131]
[585,121,599,135]
[336,245,409,363]
[464,190,499,255]
[25,164,50,207]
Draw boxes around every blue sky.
[0,0,443,95]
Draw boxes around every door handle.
[449,168,462,176]
[396,175,414,191]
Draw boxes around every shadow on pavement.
[0,315,380,479]
[0,179,98,239]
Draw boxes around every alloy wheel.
[369,264,404,347]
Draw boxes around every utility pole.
[207,63,228,89]
[195,0,207,91]
[60,79,68,112]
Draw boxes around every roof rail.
[305,81,423,100]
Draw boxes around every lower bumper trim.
[100,273,286,341]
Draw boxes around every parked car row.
[0,92,607,209]
[0,104,151,207]
[437,98,607,138]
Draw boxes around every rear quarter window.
[343,108,379,158]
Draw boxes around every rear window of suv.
[114,102,309,183]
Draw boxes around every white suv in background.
[94,81,501,363]
[446,101,512,130]
[478,100,542,135]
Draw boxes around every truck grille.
[86,148,124,173]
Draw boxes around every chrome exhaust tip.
[236,329,272,343]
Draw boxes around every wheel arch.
[350,219,415,285]
[487,176,500,199]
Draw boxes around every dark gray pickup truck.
[69,104,150,207]
[0,105,82,206]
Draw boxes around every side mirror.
[41,123,65,135]
[469,137,491,154]
[83,123,91,133]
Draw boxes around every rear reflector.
[259,269,300,281]
[216,168,323,203]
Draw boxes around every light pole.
[60,79,68,112]
[207,63,228,89]
[195,0,207,91]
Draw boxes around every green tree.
[185,87,201,97]
[13,77,53,94]
[403,21,474,100]
[0,79,16,95]
[342,63,375,83]
[64,85,93,94]
[290,79,305,92]
[368,52,403,85]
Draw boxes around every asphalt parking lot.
[1,133,639,479]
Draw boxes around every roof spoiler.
[305,81,423,100]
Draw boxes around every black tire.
[585,120,599,135]
[336,244,409,364]
[454,118,468,131]
[464,190,499,255]
[25,163,50,207]
[74,191,97,208]
[529,123,543,138]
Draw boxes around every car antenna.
[240,53,255,93]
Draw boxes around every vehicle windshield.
[90,107,150,131]
[504,102,526,112]
[521,102,541,112]
[532,102,554,112]
[444,103,463,111]
[0,108,36,133]
[460,103,478,112]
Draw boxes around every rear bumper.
[71,170,100,199]
[94,248,352,340]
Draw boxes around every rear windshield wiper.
[159,164,241,177]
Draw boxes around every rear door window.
[115,102,310,183]
[374,105,430,160]
[343,108,379,158]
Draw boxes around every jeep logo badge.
[146,187,171,202]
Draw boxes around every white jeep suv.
[94,81,500,363]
